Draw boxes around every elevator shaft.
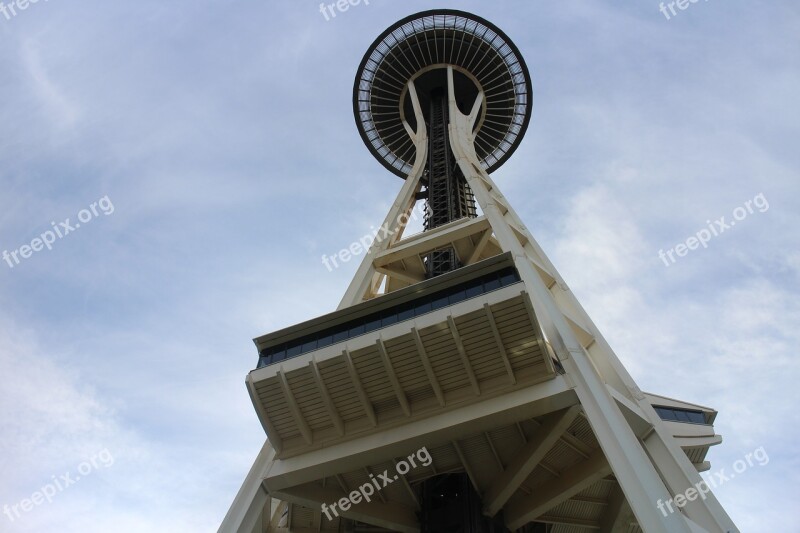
[422,89,477,278]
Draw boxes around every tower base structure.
[221,10,738,533]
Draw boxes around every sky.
[0,1,798,531]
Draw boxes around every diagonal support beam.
[393,459,421,511]
[376,338,411,416]
[411,328,445,406]
[453,440,481,495]
[375,265,425,286]
[505,448,612,530]
[270,499,287,531]
[343,349,377,427]
[483,303,516,385]
[600,484,635,533]
[364,467,387,503]
[338,80,428,310]
[447,316,481,396]
[278,370,313,445]
[466,228,493,265]
[309,360,345,436]
[484,406,581,516]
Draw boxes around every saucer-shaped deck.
[354,9,532,178]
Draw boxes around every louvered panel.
[401,447,440,485]
[458,434,500,492]
[496,313,534,336]
[291,504,315,528]
[257,402,294,436]
[527,462,557,489]
[406,385,435,404]
[416,442,462,482]
[286,367,333,432]
[487,424,525,468]
[543,440,585,473]
[494,304,545,371]
[457,313,509,382]
[500,325,537,346]
[256,380,289,419]
[576,478,615,500]
[504,335,540,355]
[500,315,537,334]
[684,446,708,463]
[372,395,402,417]
[550,526,592,533]
[489,295,525,315]
[548,496,605,522]
[505,342,542,368]
[341,469,372,494]
[318,358,366,423]
[461,329,499,357]
[464,342,508,382]
[490,299,528,323]
[351,345,395,402]
[420,325,470,393]
[502,330,541,359]
[452,309,486,331]
[384,334,434,395]
[258,380,297,437]
[369,459,410,504]
[383,334,415,353]
[568,416,599,450]
[627,524,643,533]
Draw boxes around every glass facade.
[256,267,521,368]
[654,406,707,425]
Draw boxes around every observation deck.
[353,9,532,178]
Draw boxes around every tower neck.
[422,87,477,278]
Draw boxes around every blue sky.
[0,1,798,531]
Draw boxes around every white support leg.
[444,66,705,533]
[339,81,428,309]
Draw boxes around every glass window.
[286,343,302,357]
[500,271,519,286]
[364,317,382,333]
[448,288,466,305]
[302,339,318,352]
[318,334,334,348]
[397,305,415,321]
[431,293,449,311]
[686,411,706,424]
[465,281,484,298]
[484,277,501,291]
[654,406,676,421]
[676,409,694,422]
[414,300,432,316]
[255,265,524,369]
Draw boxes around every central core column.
[422,85,477,278]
